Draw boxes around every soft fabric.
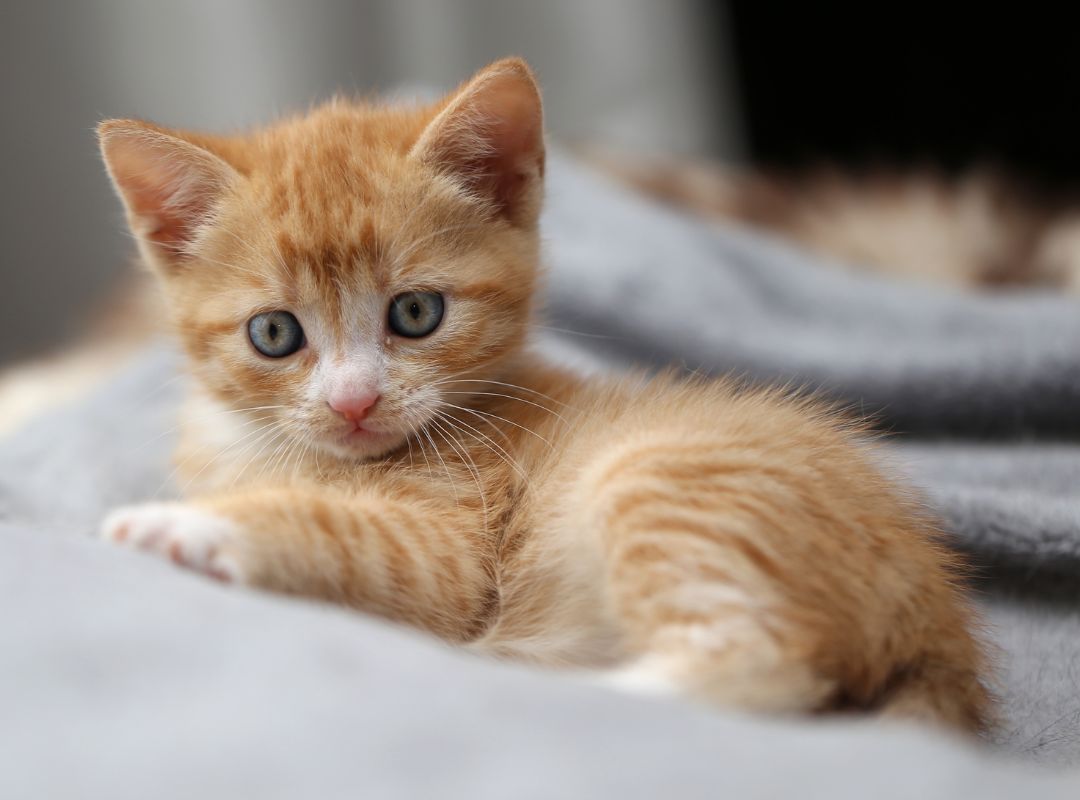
[2,154,1080,797]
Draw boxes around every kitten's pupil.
[409,302,421,320]
[268,322,279,339]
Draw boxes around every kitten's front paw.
[100,502,246,584]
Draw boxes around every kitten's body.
[99,60,990,730]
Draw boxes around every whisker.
[149,413,280,495]
[270,427,300,477]
[421,426,458,505]
[413,431,435,480]
[171,417,285,497]
[252,428,294,483]
[228,423,290,489]
[281,433,310,480]
[254,423,298,483]
[436,391,568,425]
[429,418,487,526]
[434,410,531,487]
[433,378,577,411]
[435,412,533,505]
[445,405,511,445]
[291,434,313,477]
[229,420,292,488]
[126,404,289,456]
[268,426,305,481]
[440,401,552,447]
[131,373,188,407]
[528,322,624,341]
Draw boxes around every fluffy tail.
[877,650,995,733]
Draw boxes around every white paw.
[100,502,246,584]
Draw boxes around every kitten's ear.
[410,58,545,226]
[98,120,238,270]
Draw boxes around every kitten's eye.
[388,291,444,338]
[248,311,305,358]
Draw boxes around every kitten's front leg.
[100,484,496,642]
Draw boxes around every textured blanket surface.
[3,155,1080,796]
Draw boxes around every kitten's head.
[100,58,545,461]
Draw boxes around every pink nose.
[328,391,380,424]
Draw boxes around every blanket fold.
[543,157,1080,438]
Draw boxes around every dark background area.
[725,5,1080,186]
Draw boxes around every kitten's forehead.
[243,105,432,225]
[247,186,474,298]
[275,219,387,290]
[228,169,478,300]
[250,158,399,265]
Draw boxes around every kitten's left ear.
[410,58,545,227]
[98,120,239,272]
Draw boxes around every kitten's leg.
[597,543,838,715]
[576,437,989,727]
[572,440,839,714]
[101,484,495,642]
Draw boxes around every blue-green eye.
[248,311,304,358]
[388,291,444,338]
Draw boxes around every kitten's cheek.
[100,502,247,584]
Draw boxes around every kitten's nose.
[328,391,380,424]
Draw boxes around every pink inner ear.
[101,126,234,258]
[415,63,545,223]
[122,168,212,252]
[472,94,544,216]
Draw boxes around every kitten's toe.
[100,503,245,583]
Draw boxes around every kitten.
[588,150,1080,291]
[97,58,991,729]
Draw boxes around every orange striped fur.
[98,59,991,731]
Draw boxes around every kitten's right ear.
[410,58,545,227]
[98,120,238,271]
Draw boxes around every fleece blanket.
[2,154,1080,797]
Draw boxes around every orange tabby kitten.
[97,59,990,730]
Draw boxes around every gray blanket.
[2,155,1079,797]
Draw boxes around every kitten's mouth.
[317,410,421,461]
[323,421,401,459]
[339,422,391,443]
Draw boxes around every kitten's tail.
[876,648,995,733]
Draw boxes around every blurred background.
[0,0,741,365]
[3,1,1079,366]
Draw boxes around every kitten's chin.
[318,428,405,462]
